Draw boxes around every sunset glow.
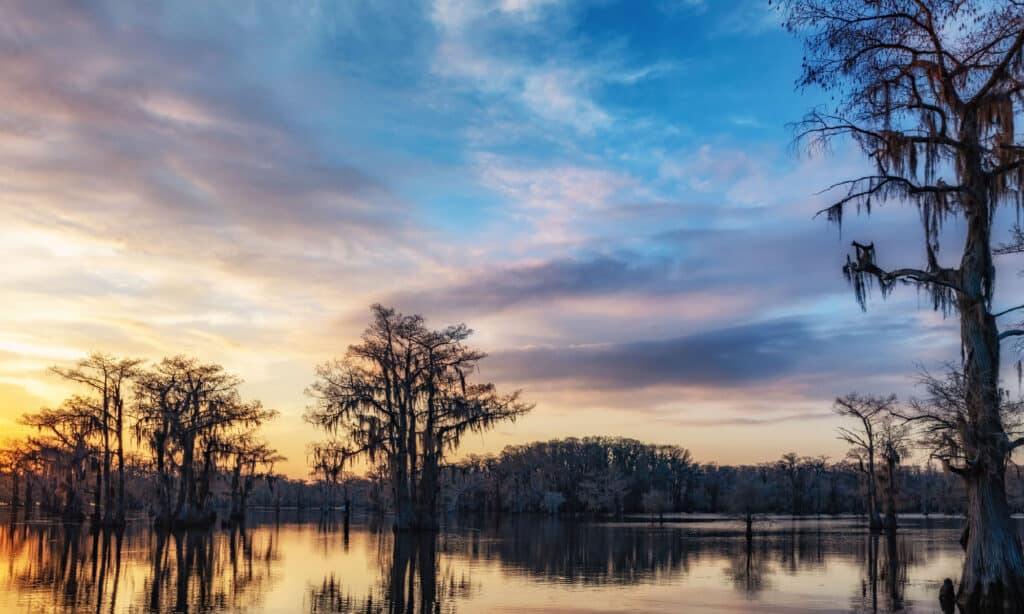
[5,0,1022,480]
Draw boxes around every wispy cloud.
[0,0,1002,474]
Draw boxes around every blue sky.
[3,0,1019,476]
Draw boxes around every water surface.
[0,511,969,613]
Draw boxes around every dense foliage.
[305,305,531,530]
[0,354,286,528]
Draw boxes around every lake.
[0,511,969,613]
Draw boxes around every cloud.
[668,410,836,426]
[489,319,809,389]
[485,316,930,392]
[2,0,1005,474]
[387,253,681,317]
[428,0,677,136]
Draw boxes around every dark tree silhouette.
[782,1,1024,608]
[133,356,277,527]
[50,353,143,526]
[309,440,348,513]
[834,394,897,531]
[226,436,284,523]
[305,305,531,531]
[877,413,912,534]
[727,470,771,542]
[19,398,98,520]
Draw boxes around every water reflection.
[308,533,473,614]
[724,538,771,597]
[0,512,970,613]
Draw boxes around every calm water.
[0,511,973,613]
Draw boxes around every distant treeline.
[434,437,997,518]
[6,432,1008,522]
[0,448,373,518]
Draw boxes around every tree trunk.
[865,465,883,532]
[393,456,415,531]
[959,469,1024,611]
[230,463,242,520]
[956,146,1024,610]
[393,413,416,531]
[884,454,898,535]
[115,398,126,525]
[92,463,102,524]
[102,401,113,525]
[416,456,440,531]
[102,429,112,523]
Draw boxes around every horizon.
[4,0,1023,481]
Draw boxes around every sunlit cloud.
[0,0,1007,477]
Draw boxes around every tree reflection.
[150,524,278,612]
[850,532,911,614]
[0,515,962,614]
[465,520,698,584]
[308,534,471,614]
[724,537,771,597]
[0,519,125,611]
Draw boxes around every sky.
[3,0,1023,479]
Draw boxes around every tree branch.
[1000,329,1024,341]
[973,28,1024,103]
[995,304,1024,318]
[845,240,962,293]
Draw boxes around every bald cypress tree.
[306,305,531,531]
[782,1,1024,609]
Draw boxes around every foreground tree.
[783,1,1024,608]
[903,367,1024,544]
[306,305,531,531]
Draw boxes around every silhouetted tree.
[20,398,98,520]
[902,366,1024,546]
[783,1,1024,606]
[226,436,284,522]
[309,440,347,513]
[0,440,32,508]
[306,305,531,531]
[835,394,896,531]
[728,469,771,541]
[877,414,912,533]
[133,356,277,527]
[50,353,143,526]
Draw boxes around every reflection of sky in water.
[0,512,967,613]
